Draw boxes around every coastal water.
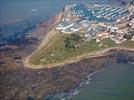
[1,1,133,100]
[70,63,134,100]
[0,0,109,43]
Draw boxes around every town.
[56,3,134,45]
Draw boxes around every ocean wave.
[30,8,39,12]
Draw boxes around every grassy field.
[29,32,118,66]
[119,40,134,48]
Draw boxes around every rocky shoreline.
[45,71,98,100]
[43,49,134,100]
[0,14,58,99]
[0,15,134,100]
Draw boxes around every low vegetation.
[29,32,118,67]
[120,40,134,48]
[29,30,134,67]
[123,32,134,40]
[64,34,83,50]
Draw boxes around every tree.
[64,34,82,50]
[123,33,133,40]
[110,32,117,35]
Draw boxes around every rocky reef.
[0,48,134,100]
[0,1,134,99]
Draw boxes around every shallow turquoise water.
[70,63,134,100]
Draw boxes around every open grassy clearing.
[29,32,118,66]
[119,40,134,48]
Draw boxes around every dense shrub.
[64,34,82,50]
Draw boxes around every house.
[107,26,118,32]
[96,32,109,38]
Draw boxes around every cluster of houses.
[56,20,91,34]
[56,4,134,44]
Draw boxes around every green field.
[119,40,134,48]
[28,31,134,67]
[29,32,119,66]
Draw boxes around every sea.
[44,63,134,100]
[70,63,134,100]
[0,0,109,44]
[0,0,133,100]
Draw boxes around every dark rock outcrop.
[0,49,134,100]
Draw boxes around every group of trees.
[123,31,134,40]
[64,34,83,50]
